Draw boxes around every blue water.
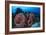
[12,6,40,27]
[12,6,40,15]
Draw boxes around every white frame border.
[9,4,43,32]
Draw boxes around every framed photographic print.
[5,1,45,34]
